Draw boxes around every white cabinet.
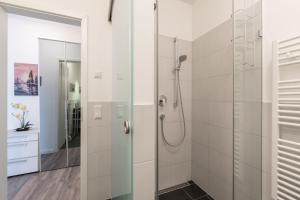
[7,129,39,177]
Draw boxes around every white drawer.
[7,141,38,160]
[7,157,38,177]
[8,133,38,143]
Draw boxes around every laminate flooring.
[8,166,80,200]
[41,147,80,171]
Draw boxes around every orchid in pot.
[11,103,32,131]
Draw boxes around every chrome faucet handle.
[159,95,167,107]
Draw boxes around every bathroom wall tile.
[192,19,234,199]
[88,175,111,200]
[133,105,155,163]
[179,61,192,81]
[192,79,209,100]
[134,161,155,200]
[209,125,233,157]
[88,126,111,154]
[191,163,209,192]
[159,165,173,190]
[159,57,175,81]
[192,142,209,169]
[159,35,175,59]
[208,150,233,184]
[208,174,232,200]
[192,55,209,79]
[88,150,111,179]
[237,132,261,169]
[236,101,262,135]
[208,74,233,102]
[178,39,193,62]
[192,100,210,123]
[234,161,262,200]
[192,121,209,145]
[209,102,233,129]
[158,123,188,166]
[171,162,191,186]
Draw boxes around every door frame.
[0,2,88,199]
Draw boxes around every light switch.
[94,105,102,120]
[94,72,102,79]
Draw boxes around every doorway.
[0,3,88,200]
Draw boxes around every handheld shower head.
[179,55,187,63]
[176,55,187,70]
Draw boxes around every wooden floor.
[41,147,80,171]
[8,167,80,200]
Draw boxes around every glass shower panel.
[233,0,262,200]
[111,0,133,199]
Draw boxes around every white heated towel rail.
[272,36,300,200]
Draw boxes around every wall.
[7,14,81,131]
[262,1,300,199]
[157,0,193,191]
[0,0,113,199]
[192,20,233,200]
[158,35,192,190]
[192,0,232,40]
[158,0,193,41]
[190,0,233,199]
[133,0,155,199]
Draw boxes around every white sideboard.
[7,129,39,177]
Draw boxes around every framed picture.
[14,63,39,96]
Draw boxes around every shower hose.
[160,71,186,147]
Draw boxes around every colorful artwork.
[14,63,39,96]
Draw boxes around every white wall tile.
[133,105,155,163]
[134,161,155,200]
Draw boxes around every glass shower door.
[233,0,262,199]
[111,0,133,199]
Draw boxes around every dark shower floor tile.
[158,181,214,200]
[182,183,207,199]
[159,189,191,200]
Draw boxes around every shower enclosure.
[155,0,262,199]
[39,39,81,171]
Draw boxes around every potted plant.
[11,103,33,131]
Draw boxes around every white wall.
[158,0,193,41]
[263,0,300,102]
[7,14,81,131]
[192,0,232,40]
[262,1,300,199]
[133,0,156,199]
[1,0,113,102]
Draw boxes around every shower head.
[179,55,187,63]
[176,55,187,71]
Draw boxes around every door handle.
[124,120,130,134]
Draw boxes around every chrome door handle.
[124,120,130,134]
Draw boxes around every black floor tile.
[197,196,210,200]
[183,184,207,199]
[159,189,191,200]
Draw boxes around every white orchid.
[11,103,32,131]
